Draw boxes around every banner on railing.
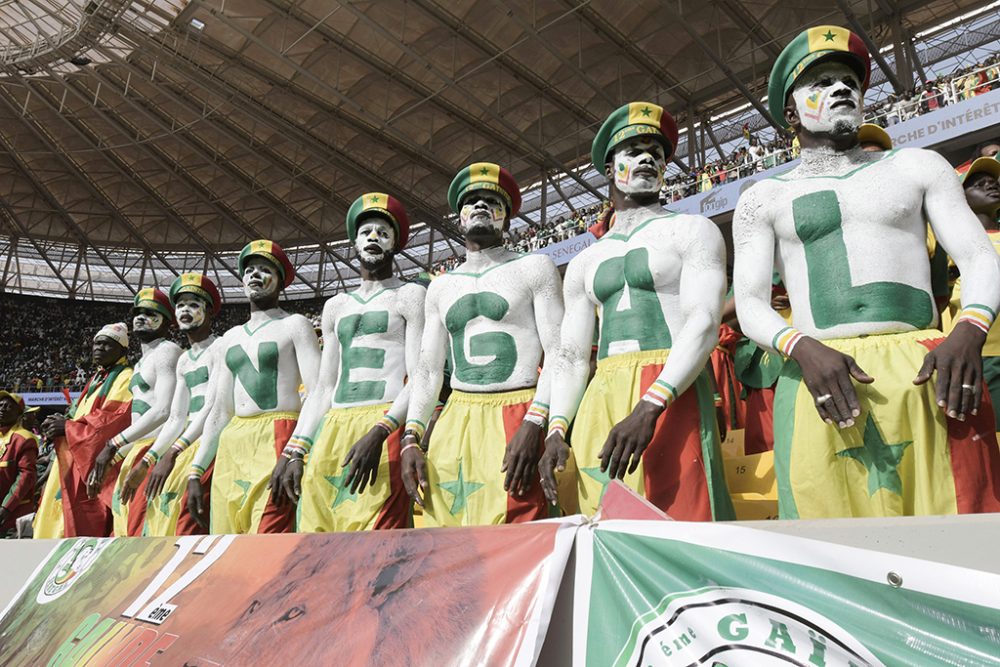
[20,391,79,406]
[533,232,597,266]
[0,521,577,667]
[574,520,1000,666]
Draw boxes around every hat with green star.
[238,239,295,289]
[768,25,871,129]
[132,287,174,323]
[591,101,679,170]
[168,273,222,316]
[448,163,521,216]
[346,192,411,251]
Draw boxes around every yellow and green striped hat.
[238,239,295,289]
[133,287,174,323]
[448,163,521,216]
[768,25,871,129]
[591,101,679,170]
[169,273,222,316]
[346,192,411,251]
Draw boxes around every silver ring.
[815,393,833,406]
[961,384,975,392]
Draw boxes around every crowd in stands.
[0,292,324,392]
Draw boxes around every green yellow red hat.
[961,156,1000,184]
[591,101,679,170]
[0,390,25,413]
[133,287,173,323]
[857,123,892,151]
[238,239,295,289]
[448,163,521,216]
[768,25,871,129]
[169,273,222,316]
[346,192,410,251]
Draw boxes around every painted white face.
[175,293,207,332]
[132,309,164,333]
[356,218,396,264]
[460,191,507,235]
[611,137,666,195]
[791,61,863,134]
[242,258,280,300]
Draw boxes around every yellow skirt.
[571,350,733,521]
[774,330,1000,518]
[424,388,548,527]
[143,444,200,536]
[33,459,64,539]
[298,403,410,532]
[210,411,298,534]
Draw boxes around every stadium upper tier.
[0,0,997,301]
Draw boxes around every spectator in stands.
[34,323,134,538]
[0,392,38,537]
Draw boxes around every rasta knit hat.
[346,192,411,251]
[169,273,222,316]
[448,163,521,216]
[238,239,295,289]
[133,288,174,323]
[768,25,871,129]
[591,102,679,170]
[95,322,129,349]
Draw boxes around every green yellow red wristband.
[958,304,996,335]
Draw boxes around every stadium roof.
[0,0,996,300]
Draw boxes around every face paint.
[791,61,863,134]
[611,137,665,195]
[175,294,207,332]
[460,192,507,235]
[243,258,280,300]
[356,218,397,265]
[132,309,165,333]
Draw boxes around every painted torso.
[129,338,182,437]
[429,248,546,393]
[747,147,937,338]
[175,336,221,420]
[329,279,420,408]
[573,210,699,359]
[221,310,309,417]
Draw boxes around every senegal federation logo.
[614,587,885,666]
[36,538,113,604]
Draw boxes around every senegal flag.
[33,361,133,538]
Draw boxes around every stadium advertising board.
[0,521,576,666]
[574,520,1000,666]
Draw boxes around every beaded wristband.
[524,401,549,427]
[641,379,677,409]
[403,419,426,442]
[548,415,570,438]
[772,326,804,357]
[957,303,996,335]
[188,463,206,480]
[282,435,313,459]
[374,414,400,436]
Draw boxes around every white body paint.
[405,248,564,428]
[548,205,726,426]
[356,219,396,266]
[191,308,321,471]
[790,62,864,135]
[612,138,665,194]
[290,278,426,442]
[145,336,223,459]
[733,145,1000,347]
[460,192,508,236]
[114,337,182,453]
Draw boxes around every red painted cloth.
[0,425,38,531]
